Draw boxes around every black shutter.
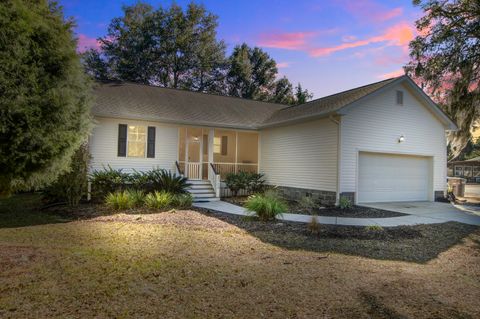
[147,126,155,158]
[221,136,228,156]
[118,124,127,157]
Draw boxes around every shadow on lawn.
[0,193,83,229]
[200,209,479,264]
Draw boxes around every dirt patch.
[223,196,407,218]
[90,210,239,231]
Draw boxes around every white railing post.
[215,174,221,198]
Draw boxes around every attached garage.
[357,152,433,203]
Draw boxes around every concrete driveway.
[362,201,480,226]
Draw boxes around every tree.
[272,77,295,105]
[406,0,480,159]
[0,0,93,195]
[294,83,314,105]
[227,43,278,101]
[87,2,227,92]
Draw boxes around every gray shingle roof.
[92,82,284,129]
[92,77,402,129]
[262,77,399,126]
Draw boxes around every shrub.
[245,192,287,221]
[43,144,90,206]
[245,173,266,193]
[338,196,352,209]
[225,171,266,196]
[129,170,151,191]
[172,193,193,209]
[225,173,246,196]
[365,225,384,232]
[298,196,317,212]
[90,166,130,199]
[307,216,320,234]
[145,191,174,209]
[145,169,190,194]
[125,189,145,207]
[105,191,133,210]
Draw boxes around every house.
[448,157,480,183]
[89,75,457,204]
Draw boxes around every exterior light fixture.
[193,136,199,141]
[398,135,405,143]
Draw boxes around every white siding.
[340,83,447,199]
[89,117,179,173]
[259,118,338,192]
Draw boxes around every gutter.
[329,114,342,205]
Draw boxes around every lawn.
[1,194,480,318]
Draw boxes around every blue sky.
[62,0,422,98]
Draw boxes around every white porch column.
[208,128,214,179]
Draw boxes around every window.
[464,166,472,177]
[474,166,480,177]
[396,90,404,105]
[127,125,146,157]
[454,166,463,177]
[213,137,221,154]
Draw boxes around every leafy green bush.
[43,144,90,206]
[338,196,352,209]
[144,169,190,194]
[172,193,193,209]
[298,196,317,212]
[105,191,133,210]
[245,191,287,221]
[225,171,265,196]
[90,166,130,199]
[144,191,174,209]
[129,170,152,191]
[125,189,145,207]
[245,173,266,193]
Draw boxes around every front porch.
[176,127,259,180]
[175,127,259,200]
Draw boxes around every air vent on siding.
[396,90,404,105]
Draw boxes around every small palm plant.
[105,191,132,210]
[146,169,190,194]
[245,190,287,221]
[144,191,174,209]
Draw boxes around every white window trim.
[126,125,148,158]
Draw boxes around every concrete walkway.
[194,200,480,227]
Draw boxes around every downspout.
[329,114,341,205]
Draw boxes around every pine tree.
[0,0,93,195]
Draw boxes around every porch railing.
[211,162,258,179]
[177,161,258,180]
[208,163,221,198]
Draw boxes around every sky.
[62,0,423,98]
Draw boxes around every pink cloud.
[338,0,403,23]
[277,62,290,68]
[258,31,317,50]
[378,69,405,79]
[309,22,415,57]
[77,34,101,53]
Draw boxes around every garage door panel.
[358,152,431,203]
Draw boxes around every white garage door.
[358,152,431,203]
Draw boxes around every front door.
[179,127,211,180]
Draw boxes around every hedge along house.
[89,75,457,204]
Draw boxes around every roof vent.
[396,90,404,105]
